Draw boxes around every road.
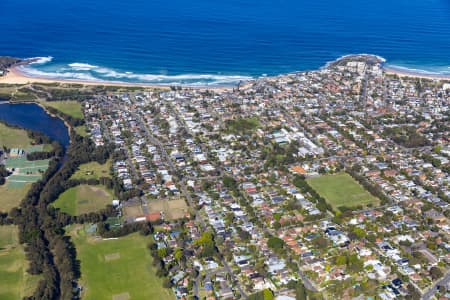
[102,108,139,187]
[168,103,223,179]
[126,104,248,298]
[239,193,319,292]
[422,270,450,300]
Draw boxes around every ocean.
[1,0,450,85]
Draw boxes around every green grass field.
[0,123,32,149]
[52,184,113,215]
[70,227,174,300]
[0,226,40,300]
[74,125,88,137]
[42,144,53,152]
[307,172,379,211]
[44,100,83,119]
[0,183,32,212]
[70,160,112,180]
[225,117,260,134]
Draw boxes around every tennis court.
[3,149,50,187]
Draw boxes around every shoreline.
[383,66,450,81]
[35,102,74,143]
[0,66,234,91]
[1,56,450,89]
[0,100,73,147]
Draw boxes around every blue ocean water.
[0,0,449,85]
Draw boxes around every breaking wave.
[384,64,450,76]
[29,56,54,65]
[20,57,253,86]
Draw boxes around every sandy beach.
[2,63,449,90]
[384,66,450,81]
[0,66,233,91]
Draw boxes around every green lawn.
[307,172,379,211]
[0,183,32,212]
[225,117,259,134]
[70,227,174,300]
[74,125,88,137]
[70,159,112,180]
[42,144,53,152]
[44,100,83,119]
[0,123,31,149]
[0,226,40,300]
[52,184,113,215]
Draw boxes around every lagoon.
[0,103,70,149]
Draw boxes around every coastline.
[0,66,234,91]
[384,66,450,81]
[1,56,450,89]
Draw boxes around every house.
[290,165,307,175]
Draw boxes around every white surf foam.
[28,56,54,65]
[20,61,252,85]
[64,62,253,84]
[20,56,252,85]
[18,66,100,82]
[68,63,100,71]
[385,64,450,76]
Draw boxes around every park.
[306,172,379,211]
[69,226,174,300]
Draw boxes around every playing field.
[4,156,49,188]
[123,204,144,219]
[44,100,83,119]
[71,159,112,180]
[52,184,114,215]
[70,227,174,300]
[0,123,31,149]
[148,198,189,220]
[0,226,40,300]
[0,183,32,212]
[306,172,379,211]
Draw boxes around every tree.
[430,266,443,280]
[273,221,281,230]
[347,254,363,273]
[248,289,274,300]
[312,236,328,248]
[352,227,366,239]
[223,176,238,190]
[267,237,285,250]
[194,231,216,257]
[174,248,184,262]
[287,280,307,300]
[255,260,268,278]
[407,283,421,300]
[336,255,347,265]
[157,248,167,258]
